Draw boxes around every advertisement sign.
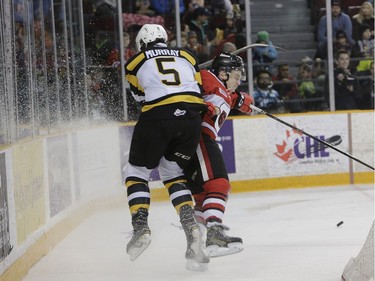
[12,141,46,244]
[0,152,11,260]
[266,114,349,176]
[47,135,72,217]
[217,119,236,174]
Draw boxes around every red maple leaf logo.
[274,140,293,162]
[274,127,303,163]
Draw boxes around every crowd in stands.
[127,0,373,116]
[12,0,375,124]
[313,0,373,111]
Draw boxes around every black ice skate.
[126,208,151,261]
[206,222,244,257]
[179,205,210,271]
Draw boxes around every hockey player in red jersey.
[184,52,254,257]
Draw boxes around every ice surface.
[22,184,374,281]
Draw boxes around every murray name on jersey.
[144,49,180,59]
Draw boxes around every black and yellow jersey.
[125,45,206,120]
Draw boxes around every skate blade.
[206,242,244,258]
[127,234,151,261]
[186,259,208,272]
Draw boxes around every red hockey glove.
[235,91,254,114]
[205,102,221,118]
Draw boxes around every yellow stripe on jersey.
[195,72,202,85]
[141,94,204,112]
[180,50,196,65]
[126,52,145,71]
[126,74,144,92]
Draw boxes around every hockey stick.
[198,43,287,69]
[250,105,375,170]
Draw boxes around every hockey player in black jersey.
[124,24,209,271]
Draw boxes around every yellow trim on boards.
[231,172,374,193]
[149,172,375,201]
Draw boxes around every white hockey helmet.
[135,24,168,52]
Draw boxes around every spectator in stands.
[185,0,204,10]
[188,6,208,43]
[297,63,323,111]
[188,7,219,60]
[150,0,185,15]
[232,3,242,19]
[352,1,374,41]
[352,24,374,72]
[135,0,156,16]
[252,31,278,73]
[181,23,190,33]
[298,64,316,98]
[302,56,326,82]
[316,0,354,59]
[253,69,284,114]
[333,30,354,56]
[169,23,190,47]
[318,29,354,59]
[207,0,233,16]
[272,64,302,113]
[333,50,359,110]
[180,32,189,48]
[182,0,204,25]
[107,32,136,68]
[301,57,327,106]
[211,33,239,59]
[185,30,208,63]
[222,41,237,53]
[188,7,214,45]
[312,58,326,79]
[221,12,242,38]
[356,60,374,109]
